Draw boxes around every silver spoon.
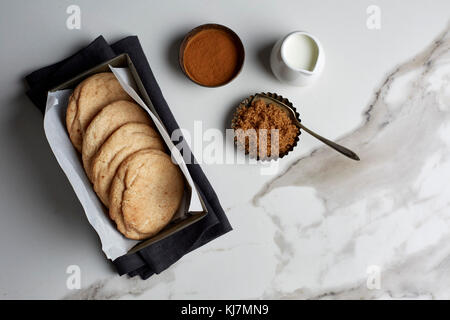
[250,94,360,161]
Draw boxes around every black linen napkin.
[25,35,232,279]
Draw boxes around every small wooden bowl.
[179,23,245,87]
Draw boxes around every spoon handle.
[298,123,360,161]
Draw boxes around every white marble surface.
[0,0,449,299]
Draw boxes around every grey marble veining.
[254,23,450,299]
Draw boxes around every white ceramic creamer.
[270,31,325,86]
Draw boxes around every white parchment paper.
[43,67,203,260]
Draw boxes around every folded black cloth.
[25,35,232,279]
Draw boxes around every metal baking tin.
[50,53,208,256]
[231,92,302,161]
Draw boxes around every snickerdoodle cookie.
[91,123,165,206]
[109,149,184,240]
[66,72,132,152]
[82,100,151,180]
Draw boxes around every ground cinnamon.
[183,29,241,86]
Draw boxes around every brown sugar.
[233,100,299,158]
[183,29,241,86]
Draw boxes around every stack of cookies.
[65,72,185,240]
